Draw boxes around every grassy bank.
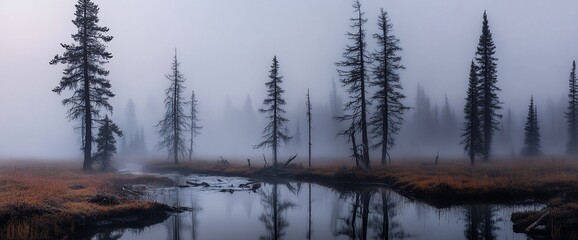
[145,156,578,205]
[0,162,176,239]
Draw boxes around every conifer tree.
[462,61,482,165]
[306,89,312,168]
[50,0,114,171]
[157,50,190,164]
[522,96,542,156]
[566,61,578,154]
[255,56,291,166]
[336,0,371,169]
[93,115,122,171]
[188,91,202,161]
[370,9,408,165]
[475,11,502,161]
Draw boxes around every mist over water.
[1,0,577,162]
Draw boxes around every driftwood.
[218,156,230,165]
[282,154,298,168]
[525,210,549,233]
[262,154,269,167]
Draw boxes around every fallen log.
[283,154,298,168]
[525,210,549,233]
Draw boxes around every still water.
[93,174,541,240]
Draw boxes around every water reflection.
[94,175,540,240]
[464,205,499,240]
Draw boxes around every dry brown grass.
[147,156,578,203]
[0,161,174,239]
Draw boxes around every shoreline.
[0,163,182,239]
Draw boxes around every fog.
[1,0,577,162]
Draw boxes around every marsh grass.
[0,161,174,239]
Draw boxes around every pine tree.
[336,0,371,169]
[566,61,578,154]
[370,9,408,165]
[188,91,202,161]
[462,61,482,165]
[255,56,291,166]
[475,11,502,161]
[94,115,122,171]
[50,0,114,171]
[522,96,542,156]
[306,89,312,168]
[157,50,190,164]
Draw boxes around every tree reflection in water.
[464,205,500,240]
[259,183,296,240]
[333,189,411,240]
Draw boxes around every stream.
[92,173,542,240]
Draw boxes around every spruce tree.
[50,0,114,171]
[522,96,542,156]
[462,61,482,165]
[93,115,122,171]
[566,61,578,154]
[475,11,502,161]
[306,89,312,168]
[255,56,291,166]
[157,50,190,164]
[370,9,408,165]
[188,90,202,161]
[336,0,371,169]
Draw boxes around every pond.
[92,174,541,240]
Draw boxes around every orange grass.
[0,161,173,239]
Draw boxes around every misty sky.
[1,0,578,159]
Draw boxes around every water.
[92,174,542,240]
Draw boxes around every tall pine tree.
[188,90,202,161]
[370,9,408,165]
[522,96,542,156]
[336,0,371,169]
[93,115,122,171]
[566,61,578,154]
[462,61,482,165]
[50,0,114,171]
[255,56,291,166]
[157,50,190,164]
[475,11,502,161]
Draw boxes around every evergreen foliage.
[94,115,122,171]
[462,61,482,165]
[336,0,371,169]
[369,8,408,165]
[255,56,291,166]
[475,11,502,161]
[50,0,114,171]
[522,96,542,156]
[157,50,190,164]
[188,91,202,161]
[567,61,578,154]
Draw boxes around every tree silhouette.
[462,61,482,165]
[336,0,371,169]
[157,50,190,164]
[475,11,502,161]
[306,89,312,168]
[370,9,408,165]
[188,90,202,161]
[93,115,122,171]
[259,184,295,240]
[50,0,114,171]
[567,61,578,154]
[522,96,542,156]
[255,56,291,166]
